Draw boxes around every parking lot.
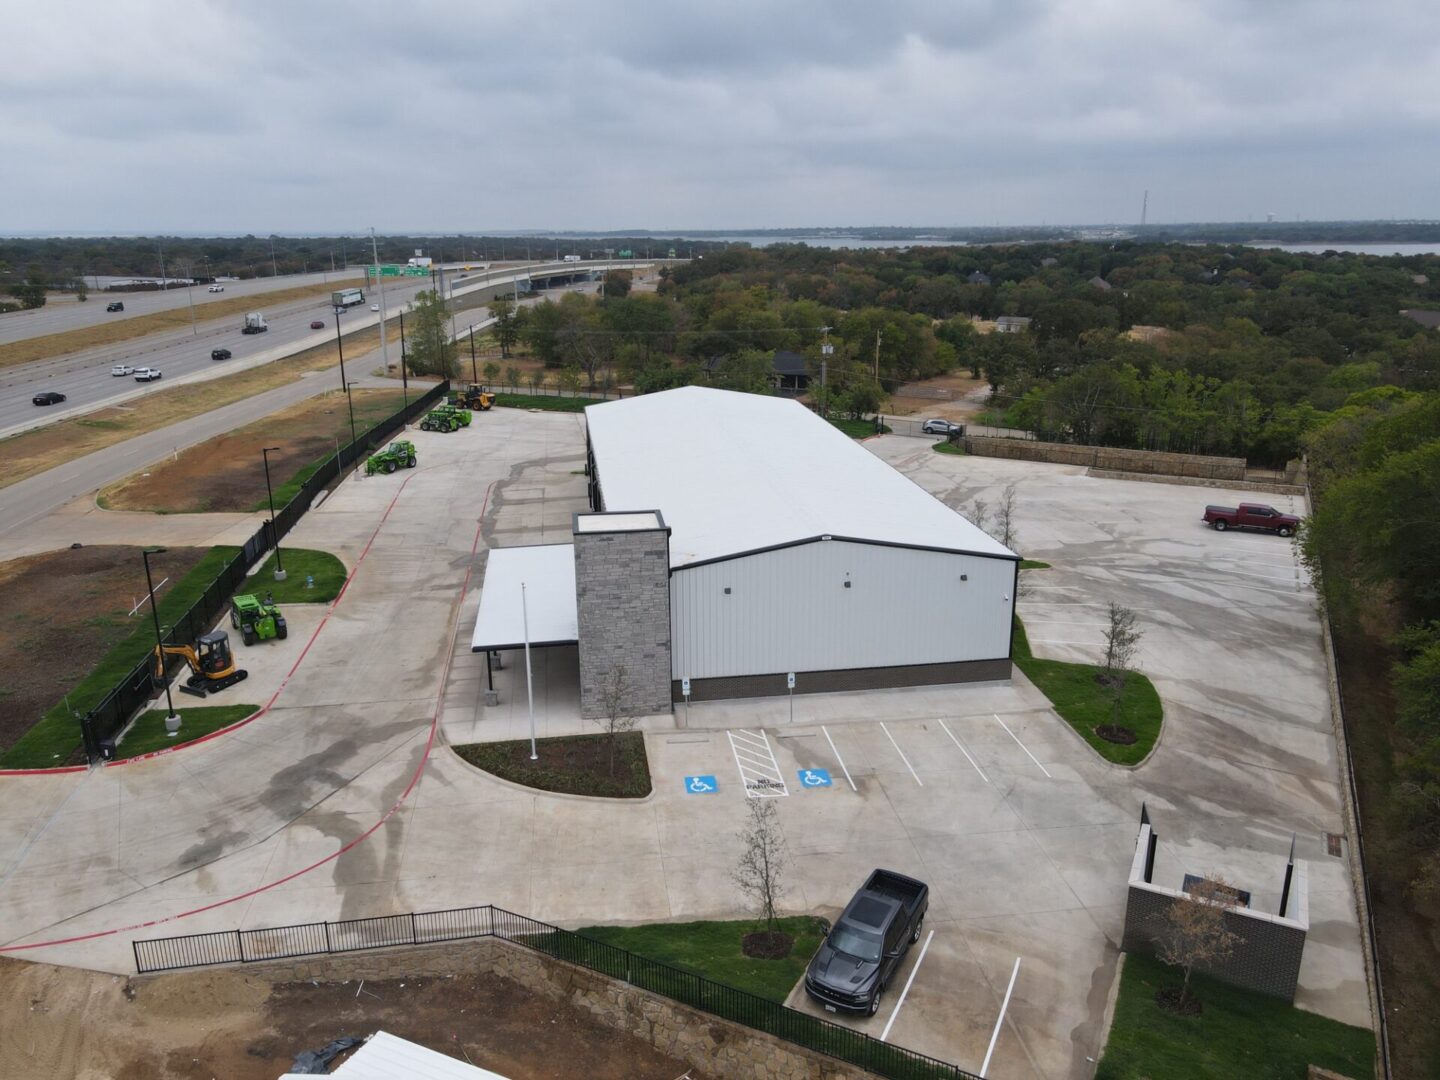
[0,415,1369,1079]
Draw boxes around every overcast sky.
[3,0,1437,235]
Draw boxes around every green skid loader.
[365,439,418,475]
[420,404,471,432]
[230,593,288,646]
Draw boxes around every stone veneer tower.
[573,511,673,719]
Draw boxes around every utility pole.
[874,330,882,383]
[370,228,392,375]
[269,236,279,278]
[157,241,167,291]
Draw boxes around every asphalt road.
[0,263,530,346]
[0,279,441,437]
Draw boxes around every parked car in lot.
[210,348,232,361]
[111,364,135,376]
[106,301,124,312]
[804,869,929,1016]
[32,391,67,406]
[208,284,225,293]
[133,367,162,382]
[310,319,325,329]
[1203,502,1300,537]
[921,418,962,436]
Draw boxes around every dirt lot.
[0,545,208,753]
[99,389,408,513]
[0,956,705,1080]
[885,370,989,420]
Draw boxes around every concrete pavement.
[0,415,1370,1080]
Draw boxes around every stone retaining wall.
[963,435,1248,481]
[134,938,878,1080]
[1086,468,1307,497]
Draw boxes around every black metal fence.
[78,381,449,762]
[134,903,979,1080]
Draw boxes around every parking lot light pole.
[522,581,537,761]
[333,310,360,469]
[142,547,180,732]
[261,447,286,581]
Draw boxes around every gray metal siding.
[670,540,1015,679]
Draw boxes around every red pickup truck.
[1203,503,1300,537]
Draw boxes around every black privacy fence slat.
[78,382,449,762]
[135,900,979,1080]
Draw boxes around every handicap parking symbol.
[685,774,718,795]
[798,769,832,788]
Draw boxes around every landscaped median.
[453,731,652,798]
[573,917,828,1003]
[1096,951,1374,1079]
[1013,615,1163,766]
[111,704,261,761]
[0,544,346,769]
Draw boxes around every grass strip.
[0,278,365,370]
[246,549,347,604]
[116,704,260,759]
[491,392,603,413]
[573,917,828,1003]
[829,417,891,437]
[0,546,238,768]
[1096,951,1375,1080]
[933,439,966,454]
[1019,559,1051,569]
[1013,616,1162,766]
[454,731,651,798]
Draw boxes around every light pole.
[370,228,391,375]
[269,236,279,278]
[333,310,359,455]
[142,547,180,732]
[399,311,409,411]
[260,447,286,581]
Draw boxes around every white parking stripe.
[993,714,1052,778]
[980,957,1021,1078]
[821,726,857,791]
[727,729,789,797]
[939,719,988,783]
[880,929,934,1043]
[879,722,923,786]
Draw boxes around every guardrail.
[134,903,980,1080]
[78,381,449,762]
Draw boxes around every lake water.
[1261,242,1440,257]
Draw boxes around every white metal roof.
[470,544,578,651]
[584,386,1016,567]
[279,1030,511,1079]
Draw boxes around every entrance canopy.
[471,544,578,652]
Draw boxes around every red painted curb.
[0,478,494,955]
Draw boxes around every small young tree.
[527,369,546,396]
[1152,876,1242,1010]
[596,665,636,776]
[966,497,992,538]
[504,364,522,393]
[995,482,1020,551]
[405,289,458,379]
[490,296,520,357]
[734,798,788,939]
[1103,602,1142,678]
[558,365,583,397]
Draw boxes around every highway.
[0,261,657,439]
[0,262,531,346]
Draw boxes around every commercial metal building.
[473,386,1018,717]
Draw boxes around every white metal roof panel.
[470,544,578,651]
[584,386,1016,567]
[317,1030,511,1079]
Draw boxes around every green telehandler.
[420,404,471,432]
[230,593,288,646]
[365,439,418,475]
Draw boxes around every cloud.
[1,0,1436,232]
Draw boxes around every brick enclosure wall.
[574,523,673,719]
[964,436,1247,481]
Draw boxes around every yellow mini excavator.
[154,630,249,697]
